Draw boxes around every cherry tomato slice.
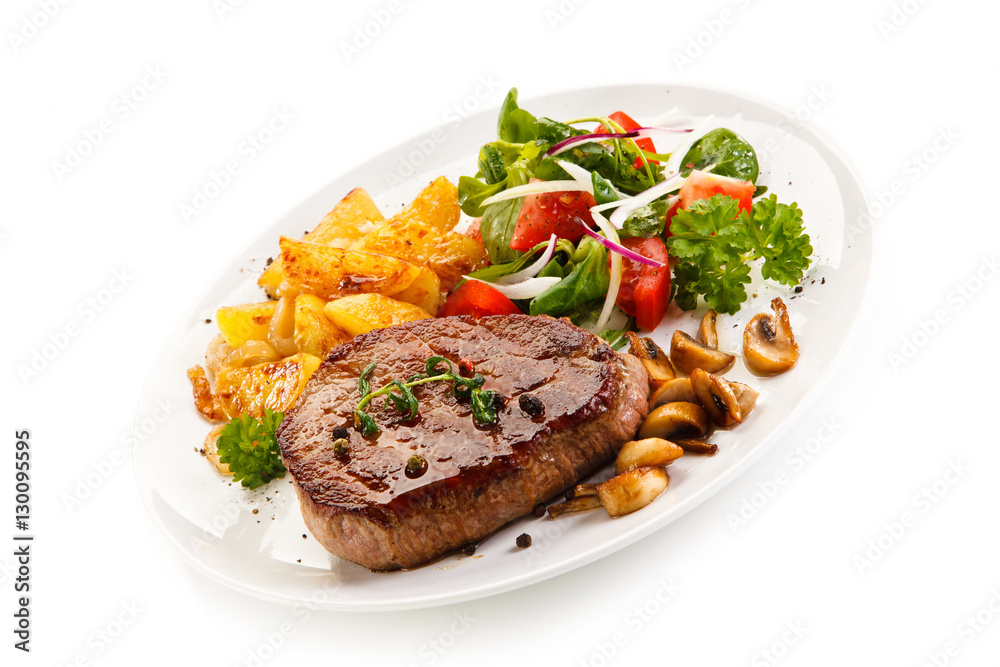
[438,280,522,318]
[510,189,597,251]
[612,237,670,331]
[678,170,755,214]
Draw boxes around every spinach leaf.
[529,238,609,317]
[537,257,564,279]
[619,199,669,239]
[497,88,537,144]
[479,197,523,265]
[457,175,504,217]
[600,327,631,351]
[478,144,507,185]
[680,128,759,183]
[591,172,618,206]
[532,155,571,181]
[533,117,580,143]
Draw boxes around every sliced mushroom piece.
[698,309,720,349]
[729,381,759,419]
[569,483,599,498]
[598,467,669,518]
[547,495,602,518]
[690,368,742,427]
[626,332,676,386]
[675,438,719,455]
[649,378,697,409]
[670,330,735,375]
[743,297,799,375]
[637,401,708,441]
[616,438,684,474]
[549,468,670,519]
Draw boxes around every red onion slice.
[577,223,665,268]
[547,126,694,157]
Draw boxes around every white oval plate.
[132,84,872,611]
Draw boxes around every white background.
[3,0,998,665]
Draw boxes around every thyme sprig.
[353,357,499,437]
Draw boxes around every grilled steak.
[277,314,649,571]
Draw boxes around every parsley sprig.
[668,194,813,314]
[354,357,499,437]
[216,409,287,489]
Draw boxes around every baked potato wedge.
[323,293,432,338]
[391,264,441,315]
[279,236,422,300]
[293,294,348,358]
[210,353,321,421]
[397,176,461,233]
[215,301,276,349]
[259,188,385,297]
[352,218,488,292]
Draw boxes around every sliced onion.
[268,294,298,357]
[590,210,623,334]
[495,234,558,285]
[555,160,596,194]
[607,171,685,229]
[481,180,586,207]
[463,275,561,300]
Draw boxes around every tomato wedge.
[678,169,755,214]
[612,237,670,331]
[597,111,657,170]
[510,188,597,251]
[438,280,522,318]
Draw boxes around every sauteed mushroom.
[674,438,719,455]
[615,437,684,474]
[690,368,742,427]
[743,297,799,375]
[729,381,759,419]
[649,378,697,409]
[670,330,734,375]
[698,309,720,348]
[549,467,670,519]
[637,401,708,440]
[626,332,675,385]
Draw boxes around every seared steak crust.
[278,314,649,571]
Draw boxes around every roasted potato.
[391,264,441,315]
[293,294,349,358]
[352,218,488,292]
[279,236,422,300]
[188,353,321,422]
[323,293,432,338]
[215,301,276,349]
[396,176,461,233]
[259,188,385,297]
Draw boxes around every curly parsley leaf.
[667,194,812,315]
[746,195,813,286]
[216,409,287,490]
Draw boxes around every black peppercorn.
[519,394,544,418]
[515,533,532,549]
